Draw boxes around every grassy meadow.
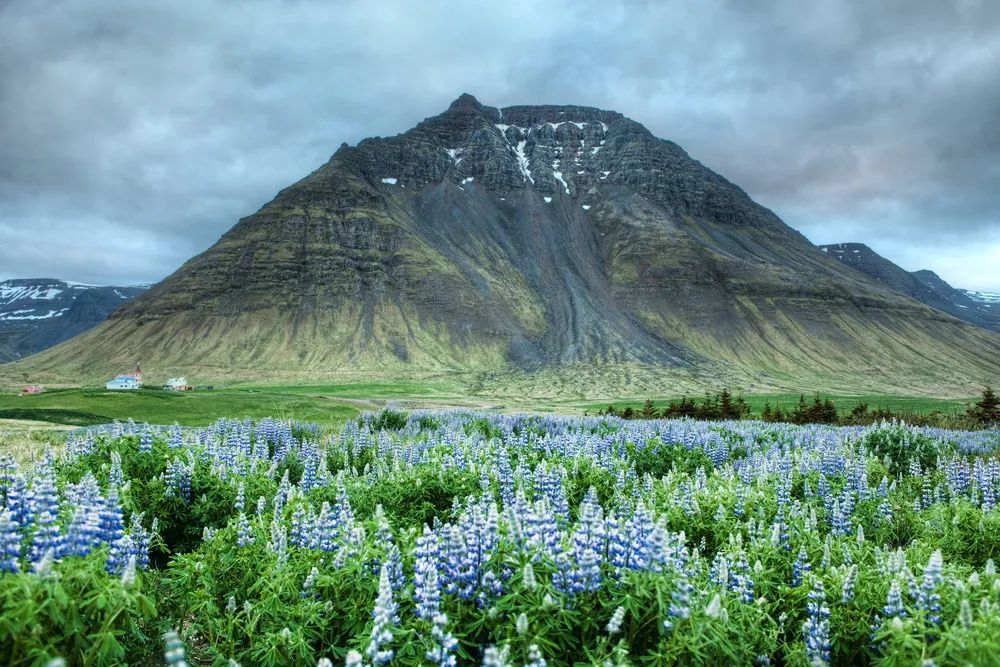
[0,379,982,431]
[0,387,359,428]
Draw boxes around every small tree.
[641,399,658,420]
[971,385,1000,424]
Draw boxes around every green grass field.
[255,379,465,399]
[0,381,980,431]
[0,388,360,427]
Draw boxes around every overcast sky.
[2,0,999,292]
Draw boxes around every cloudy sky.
[2,0,999,291]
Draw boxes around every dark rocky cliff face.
[818,243,999,332]
[16,95,1000,387]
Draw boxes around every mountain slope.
[817,243,1000,333]
[0,280,147,363]
[7,95,1000,394]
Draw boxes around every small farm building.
[165,377,193,391]
[20,385,43,395]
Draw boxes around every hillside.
[6,95,1000,396]
[0,279,147,363]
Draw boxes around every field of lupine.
[2,411,1000,666]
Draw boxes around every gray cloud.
[1,0,998,290]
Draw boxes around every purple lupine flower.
[30,506,63,566]
[164,458,192,502]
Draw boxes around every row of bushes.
[595,386,1000,428]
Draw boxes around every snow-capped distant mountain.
[818,243,1000,332]
[0,279,148,363]
[963,290,1000,304]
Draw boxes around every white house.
[106,376,139,390]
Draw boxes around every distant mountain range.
[5,95,999,394]
[817,243,1000,332]
[0,279,147,364]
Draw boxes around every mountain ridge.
[5,95,999,395]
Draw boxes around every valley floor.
[0,381,979,432]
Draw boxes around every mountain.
[6,94,1000,395]
[0,279,147,363]
[817,243,1000,333]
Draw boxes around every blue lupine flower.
[426,613,458,667]
[0,509,21,572]
[883,579,906,619]
[30,506,63,566]
[793,546,811,587]
[109,452,124,487]
[163,630,188,666]
[99,486,125,546]
[139,431,153,454]
[236,513,255,547]
[916,550,944,625]
[803,578,831,664]
[301,566,319,599]
[576,547,601,593]
[524,644,547,667]
[106,533,134,575]
[841,565,857,603]
[3,474,33,531]
[367,564,399,665]
[63,505,100,558]
[414,525,441,621]
[664,569,693,629]
[234,482,245,512]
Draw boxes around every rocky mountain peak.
[329,97,799,236]
[447,92,485,113]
